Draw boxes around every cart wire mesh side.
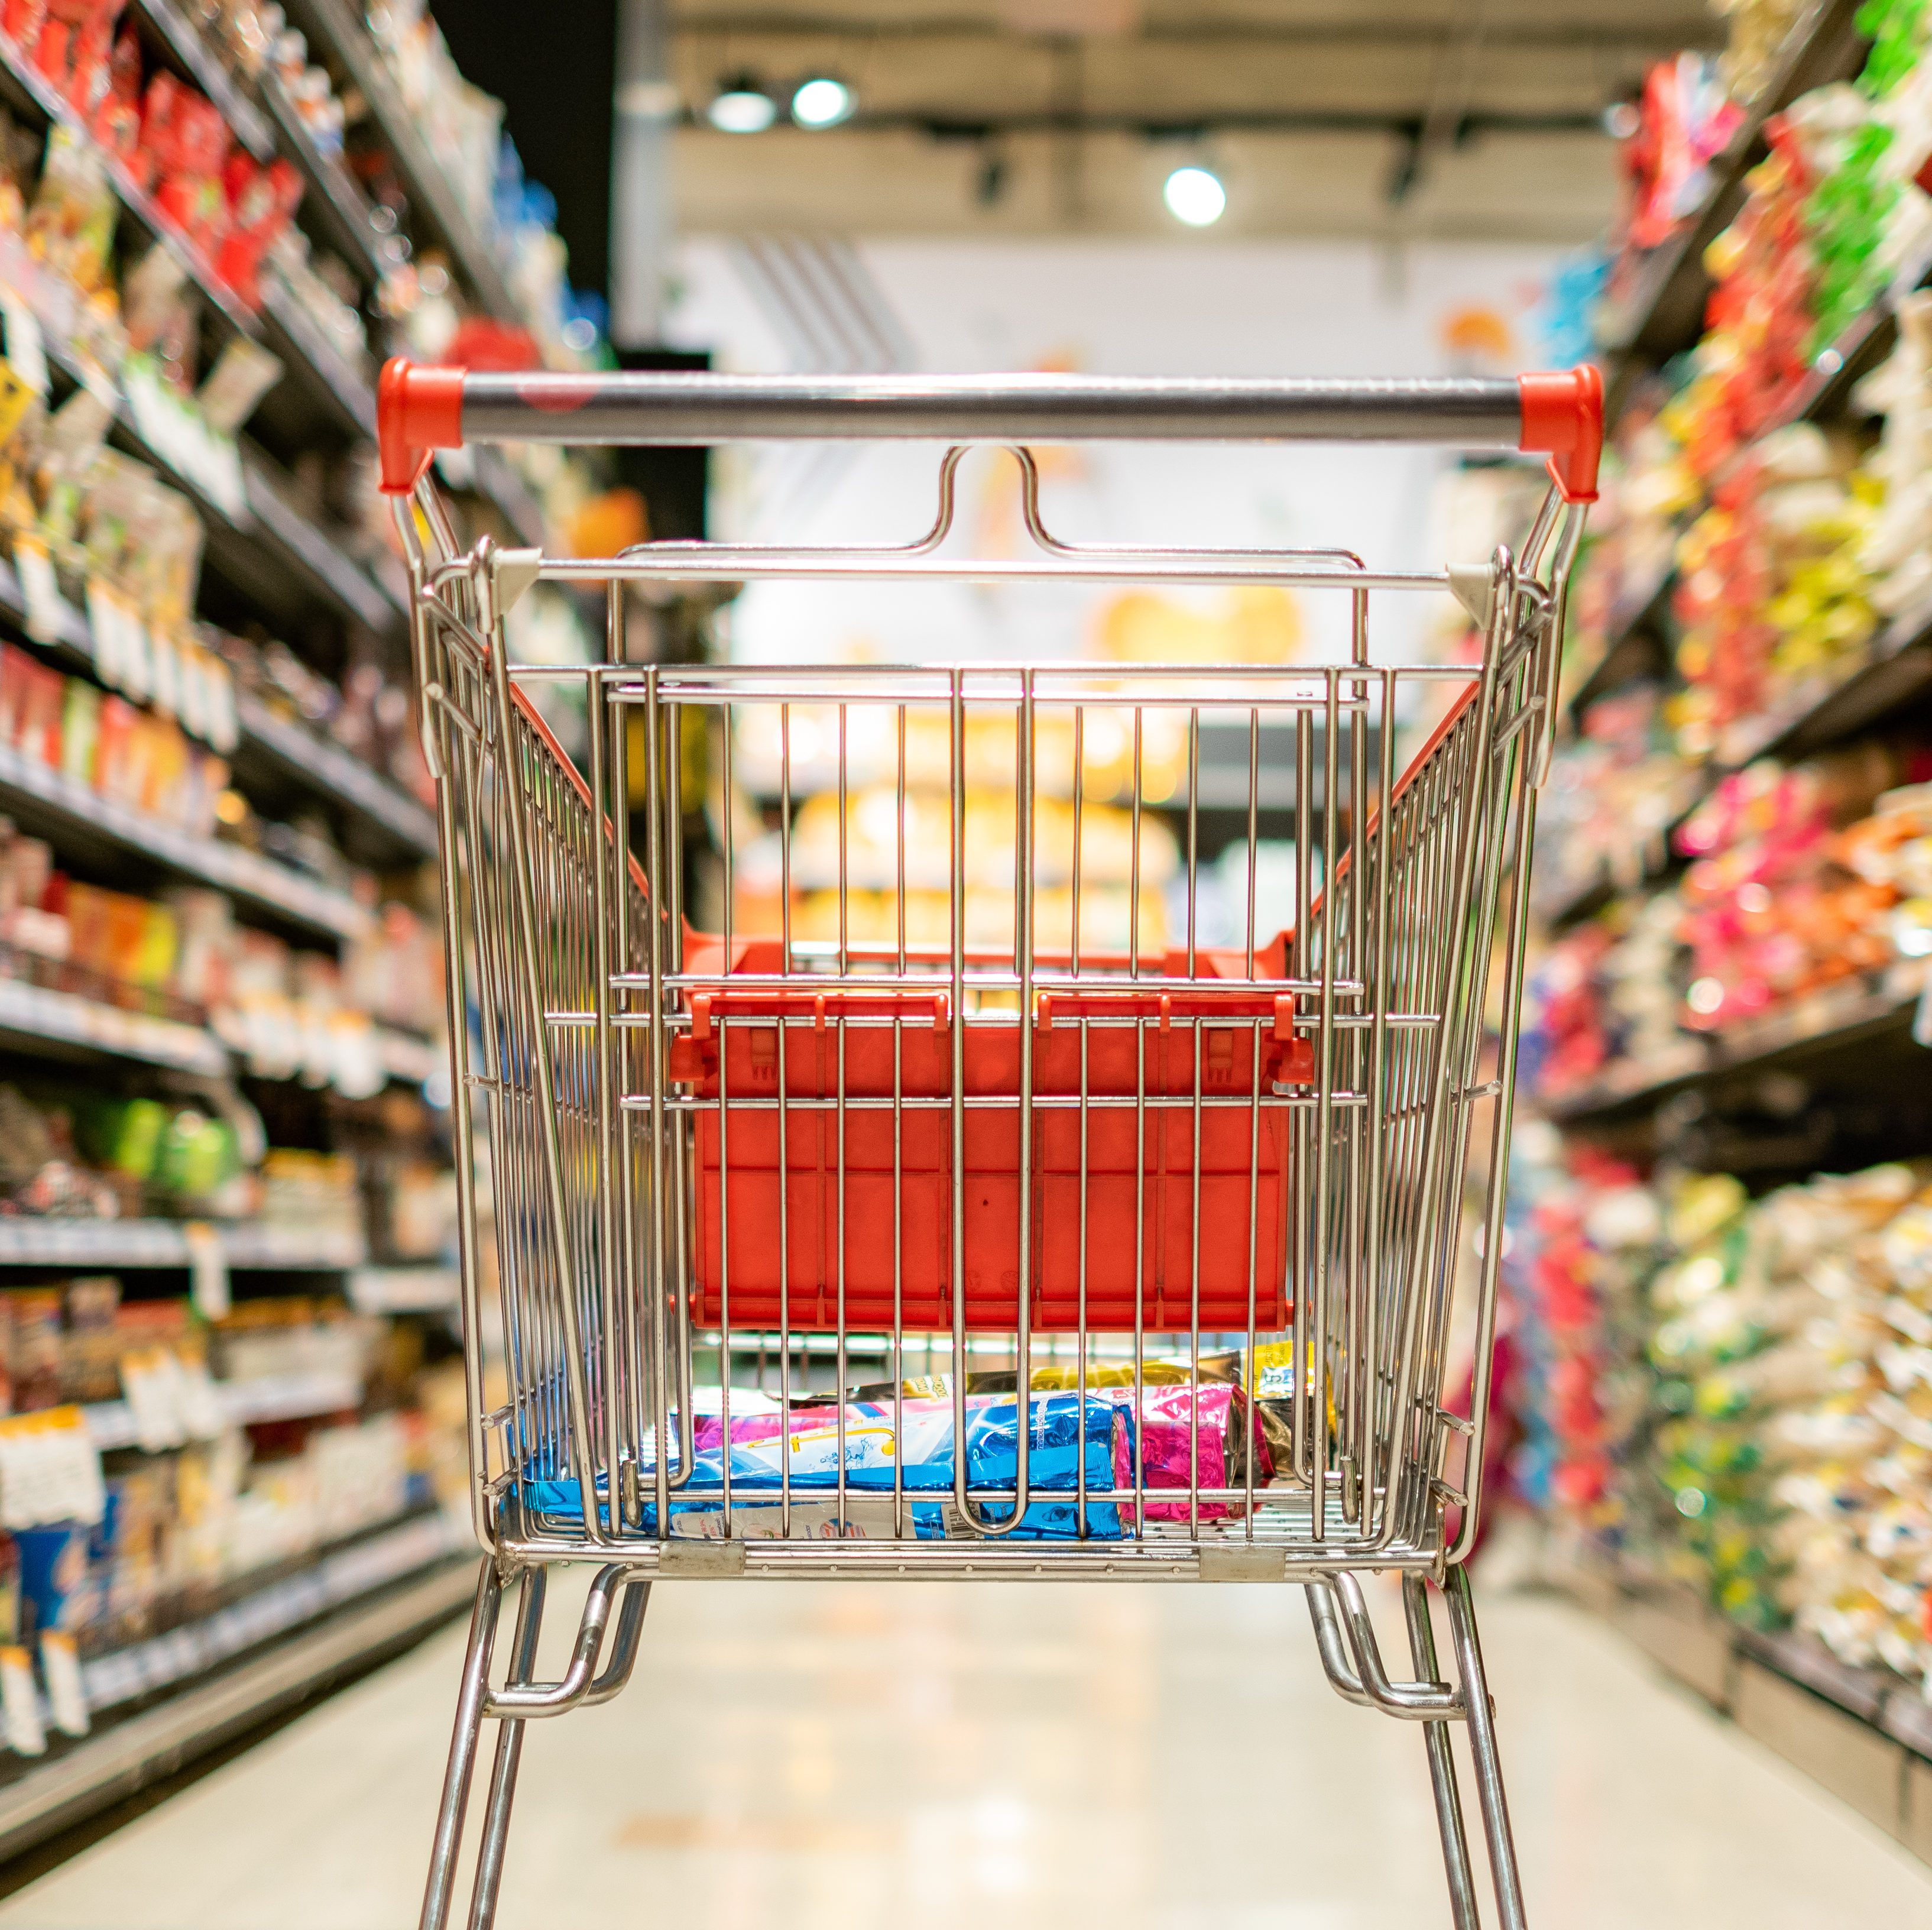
[382,361,1599,1930]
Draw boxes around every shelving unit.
[0,738,371,943]
[0,555,437,864]
[1522,1,1932,1866]
[82,1368,365,1450]
[1595,0,1870,406]
[1543,970,1922,1122]
[0,1515,474,1864]
[0,958,446,1090]
[0,1220,367,1270]
[278,0,525,324]
[231,692,437,859]
[0,0,546,1822]
[125,0,274,164]
[0,972,229,1076]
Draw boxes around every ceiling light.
[792,76,854,129]
[1602,100,1641,140]
[1163,164,1226,227]
[708,76,776,134]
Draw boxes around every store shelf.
[83,1368,365,1450]
[1596,0,1871,416]
[0,972,227,1076]
[127,0,274,163]
[280,0,523,325]
[0,28,405,598]
[0,1219,367,1270]
[233,693,438,859]
[234,455,401,633]
[0,954,435,1092]
[0,738,374,944]
[256,277,375,440]
[0,1520,473,1864]
[1729,591,1932,766]
[1542,972,1923,1122]
[256,65,393,282]
[347,1265,459,1314]
[0,244,394,641]
[0,549,429,864]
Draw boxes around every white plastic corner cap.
[1447,564,1495,632]
[491,548,544,616]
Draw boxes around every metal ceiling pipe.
[611,0,676,347]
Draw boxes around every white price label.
[175,1353,225,1442]
[205,653,238,754]
[176,640,209,741]
[119,1348,188,1453]
[119,604,151,703]
[39,1631,87,1738]
[0,1647,43,1756]
[84,577,121,685]
[14,536,64,645]
[147,624,180,718]
[185,1220,230,1322]
[1,293,48,396]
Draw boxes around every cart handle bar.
[378,361,1602,505]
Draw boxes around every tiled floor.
[0,1570,1926,1929]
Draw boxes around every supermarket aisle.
[0,1572,1925,1930]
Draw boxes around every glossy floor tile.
[0,1571,1926,1929]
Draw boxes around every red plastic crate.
[672,940,1311,1334]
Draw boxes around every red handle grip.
[379,360,464,494]
[1517,365,1603,505]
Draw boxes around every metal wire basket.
[384,360,1599,1930]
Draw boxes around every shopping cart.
[381,359,1600,1930]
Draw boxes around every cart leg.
[466,1568,549,1930]
[1403,1575,1480,1930]
[1442,1565,1529,1930]
[420,1561,507,1930]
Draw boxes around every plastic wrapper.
[525,1389,1134,1540]
[1100,1378,1273,1520]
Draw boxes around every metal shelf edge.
[128,0,274,160]
[281,0,522,324]
[0,1220,367,1269]
[1541,979,1923,1122]
[234,692,439,856]
[0,739,374,943]
[0,975,228,1075]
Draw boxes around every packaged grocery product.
[14,1521,90,1641]
[22,125,114,295]
[1093,1378,1272,1520]
[537,1389,1136,1540]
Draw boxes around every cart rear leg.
[420,1563,507,1930]
[1442,1565,1528,1930]
[1403,1575,1480,1930]
[465,1569,549,1930]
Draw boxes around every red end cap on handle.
[1517,365,1603,504]
[378,358,466,495]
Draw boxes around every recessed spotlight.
[792,76,854,129]
[1163,164,1226,227]
[708,76,776,134]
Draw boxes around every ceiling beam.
[727,107,1605,135]
[671,9,1721,51]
